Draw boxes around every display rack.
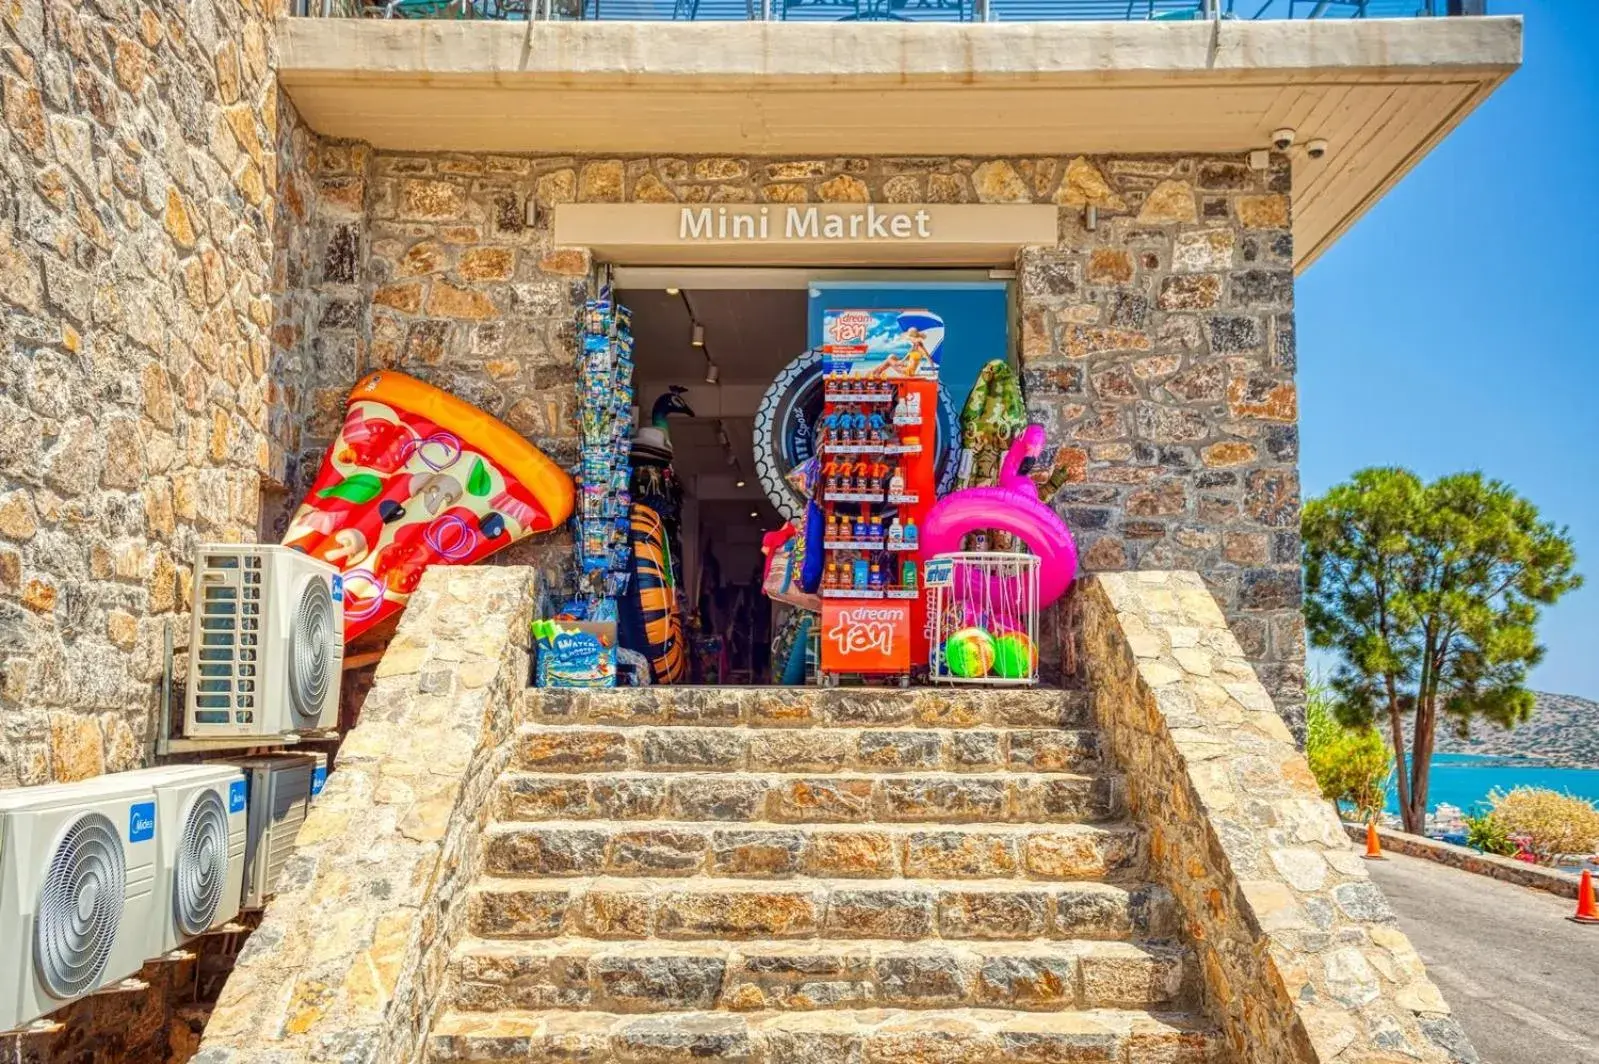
[812,306,947,685]
[576,296,635,602]
[817,378,938,683]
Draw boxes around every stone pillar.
[196,565,539,1064]
[1016,157,1305,735]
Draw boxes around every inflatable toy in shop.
[630,386,694,598]
[957,360,1027,490]
[620,502,689,685]
[283,371,574,641]
[630,386,693,524]
[921,425,1078,608]
[630,386,694,467]
[753,348,961,520]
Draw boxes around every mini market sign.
[553,203,1057,266]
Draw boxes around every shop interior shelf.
[824,443,923,455]
[824,492,885,503]
[824,541,917,551]
[823,392,895,404]
[886,493,919,505]
[822,588,919,600]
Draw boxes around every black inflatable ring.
[753,348,960,520]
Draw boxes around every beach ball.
[945,627,996,678]
[992,631,1037,680]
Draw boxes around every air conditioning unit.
[186,545,344,739]
[226,755,315,910]
[110,766,248,955]
[0,777,160,1032]
[308,751,329,801]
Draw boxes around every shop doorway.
[620,284,806,684]
[610,269,1013,688]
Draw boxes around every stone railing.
[1342,823,1584,900]
[194,566,537,1064]
[1080,572,1476,1064]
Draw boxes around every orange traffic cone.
[1361,820,1387,861]
[1570,869,1599,925]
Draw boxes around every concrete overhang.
[277,15,1521,270]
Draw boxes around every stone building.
[0,3,1519,1063]
[0,6,1518,780]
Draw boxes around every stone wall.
[0,0,314,785]
[340,150,1304,728]
[194,564,537,1064]
[1080,571,1474,1064]
[1344,823,1584,900]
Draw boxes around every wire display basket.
[926,551,1040,686]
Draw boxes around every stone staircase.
[426,687,1222,1063]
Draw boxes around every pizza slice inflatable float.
[283,371,575,641]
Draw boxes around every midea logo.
[128,802,156,843]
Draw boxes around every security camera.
[1305,138,1329,160]
[1270,127,1296,152]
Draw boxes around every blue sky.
[1297,0,1598,699]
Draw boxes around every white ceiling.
[625,286,808,509]
[623,288,809,386]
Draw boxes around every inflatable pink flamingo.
[920,425,1078,607]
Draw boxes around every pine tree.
[1302,468,1581,834]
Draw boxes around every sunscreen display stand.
[816,309,942,686]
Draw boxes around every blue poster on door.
[806,282,1010,418]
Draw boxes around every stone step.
[521,686,1091,730]
[448,938,1193,1014]
[483,821,1144,883]
[428,1006,1221,1063]
[496,771,1122,825]
[468,877,1177,942]
[512,724,1102,775]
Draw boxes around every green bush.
[1487,787,1599,865]
[1462,811,1515,856]
[1305,685,1392,822]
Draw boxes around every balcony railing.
[300,0,1482,22]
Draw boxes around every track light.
[705,362,719,385]
[735,479,746,488]
[666,287,680,295]
[749,510,759,518]
[691,323,705,348]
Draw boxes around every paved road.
[1367,852,1599,1064]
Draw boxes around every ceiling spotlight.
[666,287,680,295]
[749,510,759,519]
[691,323,705,348]
[735,479,746,488]
[705,362,720,385]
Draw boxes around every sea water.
[1384,753,1599,815]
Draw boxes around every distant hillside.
[1419,692,1599,769]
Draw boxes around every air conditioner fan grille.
[35,812,125,999]
[174,790,228,936]
[288,577,335,725]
